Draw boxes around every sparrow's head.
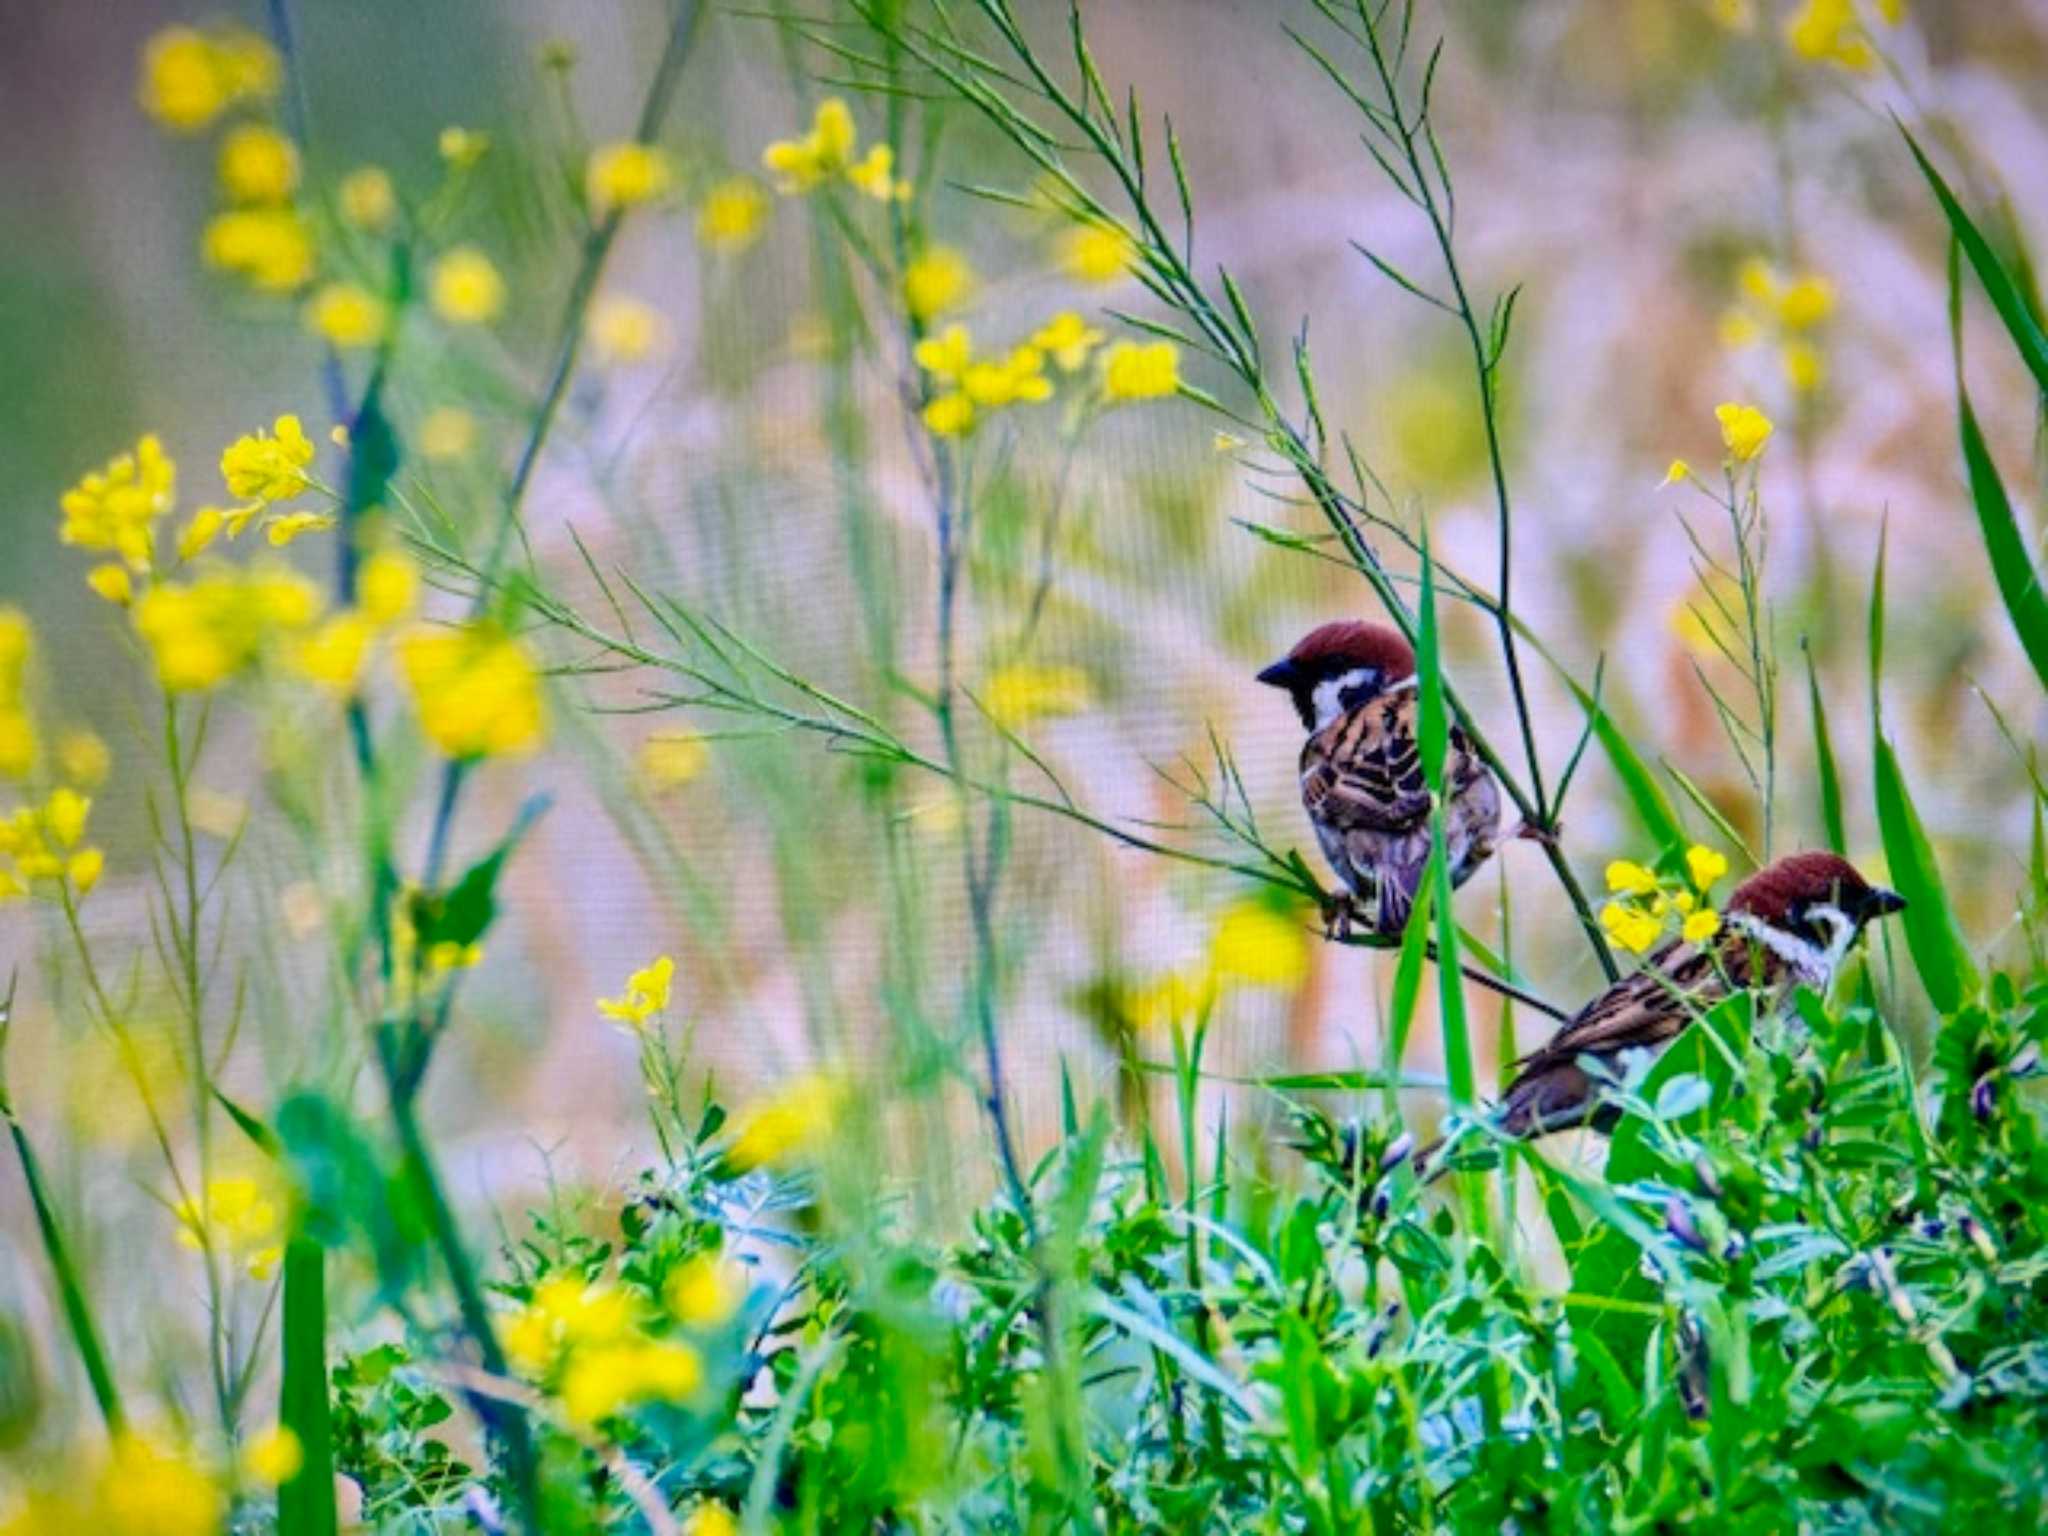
[1725,850,1905,982]
[1256,621,1417,732]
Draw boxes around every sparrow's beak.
[1256,657,1300,690]
[1860,886,1907,921]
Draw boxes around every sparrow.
[1258,620,1501,937]
[1482,850,1906,1145]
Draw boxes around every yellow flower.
[134,565,323,691]
[1030,311,1103,372]
[587,140,676,215]
[1781,339,1824,394]
[962,346,1052,409]
[46,788,89,849]
[913,323,975,384]
[397,620,546,759]
[339,165,397,232]
[696,176,769,251]
[684,1504,740,1536]
[1101,339,1181,402]
[1717,308,1762,349]
[139,27,228,132]
[241,1425,304,1487]
[762,97,860,193]
[983,663,1091,729]
[1209,899,1309,989]
[438,125,490,168]
[218,123,300,205]
[1785,0,1876,69]
[922,392,975,438]
[1660,459,1693,489]
[587,295,668,366]
[418,406,478,462]
[202,208,316,292]
[87,564,134,605]
[845,143,903,201]
[667,1254,746,1328]
[1130,967,1216,1031]
[561,1340,703,1426]
[1682,908,1723,945]
[177,506,226,560]
[305,282,389,349]
[58,729,110,788]
[1605,859,1659,896]
[904,245,974,322]
[100,1433,226,1536]
[222,415,316,503]
[499,1275,641,1377]
[1777,274,1835,330]
[1685,844,1729,890]
[430,246,506,325]
[210,26,283,102]
[60,434,176,570]
[1057,223,1136,284]
[174,1173,285,1278]
[359,548,419,625]
[68,847,106,895]
[727,1072,844,1171]
[1600,900,1663,955]
[1714,401,1773,462]
[639,732,708,789]
[264,510,336,547]
[290,612,373,693]
[598,954,675,1028]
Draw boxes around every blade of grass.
[8,1118,124,1433]
[277,1236,338,1536]
[1956,383,2048,698]
[1802,640,1847,855]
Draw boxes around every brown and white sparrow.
[1258,620,1501,938]
[1487,850,1906,1142]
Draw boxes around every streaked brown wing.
[1299,692,1431,833]
[1512,939,1726,1076]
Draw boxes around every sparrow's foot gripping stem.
[1513,816,1562,850]
[1321,889,1360,942]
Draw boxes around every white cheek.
[1310,668,1370,731]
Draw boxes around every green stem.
[8,1118,124,1433]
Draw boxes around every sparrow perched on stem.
[1258,620,1501,937]
[1473,850,1905,1148]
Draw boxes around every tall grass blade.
[1956,385,2048,698]
[1802,641,1847,855]
[8,1119,123,1433]
[1871,736,1979,1015]
[277,1236,338,1536]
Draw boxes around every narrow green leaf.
[1802,641,1846,855]
[1381,846,1438,1119]
[1872,736,1980,1015]
[1416,524,1447,791]
[1957,385,2048,697]
[277,1237,338,1536]
[8,1120,123,1432]
[1430,818,1472,1110]
[1903,124,2048,395]
[215,1086,281,1157]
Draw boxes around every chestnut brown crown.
[1727,850,1905,929]
[1256,621,1417,731]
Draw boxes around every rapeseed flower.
[174,1173,285,1279]
[726,1072,844,1170]
[339,165,397,231]
[598,954,674,1029]
[202,208,315,292]
[1057,223,1135,284]
[1101,339,1181,402]
[217,123,299,206]
[982,664,1091,729]
[221,415,316,502]
[696,176,769,252]
[133,565,322,691]
[430,246,506,324]
[1031,311,1103,372]
[587,295,668,365]
[60,435,176,570]
[904,245,974,322]
[305,282,388,349]
[397,620,546,758]
[1714,401,1773,462]
[586,140,675,215]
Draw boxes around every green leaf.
[1564,675,1686,855]
[1381,846,1439,1119]
[1957,383,2048,698]
[277,1238,338,1536]
[8,1120,123,1433]
[1803,641,1846,855]
[1415,522,1448,793]
[214,1086,281,1157]
[1903,124,2048,395]
[410,793,549,951]
[1872,735,1979,1015]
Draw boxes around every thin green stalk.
[9,1118,124,1433]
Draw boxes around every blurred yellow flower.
[174,1173,285,1279]
[134,565,322,691]
[397,620,546,758]
[359,548,420,625]
[1781,339,1824,394]
[264,510,335,547]
[1685,844,1729,890]
[667,1254,746,1328]
[217,123,299,206]
[963,346,1052,409]
[727,1072,844,1171]
[1600,899,1663,955]
[904,245,974,322]
[57,729,109,788]
[1031,311,1103,372]
[139,27,228,132]
[177,506,225,561]
[696,176,769,251]
[339,165,397,232]
[983,663,1091,729]
[438,125,490,168]
[221,415,316,503]
[1058,223,1135,284]
[1777,274,1835,330]
[1785,0,1877,69]
[1606,859,1658,896]
[598,954,674,1028]
[1130,967,1216,1031]
[46,787,89,849]
[684,1504,740,1536]
[430,246,506,325]
[1714,401,1773,461]
[418,406,478,462]
[561,1339,703,1426]
[762,97,860,194]
[1705,0,1755,30]
[67,847,105,895]
[305,282,389,349]
[922,392,975,438]
[1210,899,1310,989]
[60,434,176,570]
[640,732,708,789]
[1101,339,1181,402]
[1682,908,1723,945]
[1660,459,1693,489]
[98,1433,227,1536]
[845,143,903,201]
[240,1425,303,1487]
[587,140,675,215]
[1717,308,1762,349]
[290,612,373,693]
[914,323,974,384]
[87,564,134,605]
[500,1275,639,1375]
[587,294,668,366]
[202,208,315,292]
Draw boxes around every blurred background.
[2,0,2046,1351]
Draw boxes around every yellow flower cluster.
[60,435,177,572]
[696,176,769,253]
[1057,222,1137,285]
[221,414,317,503]
[499,1274,705,1428]
[0,1432,224,1536]
[1600,844,1730,955]
[134,565,322,691]
[762,98,901,200]
[1785,0,1902,72]
[586,140,675,216]
[587,294,669,367]
[397,620,547,759]
[0,611,34,781]
[1714,401,1774,463]
[726,1071,846,1171]
[139,24,279,133]
[290,547,421,696]
[915,323,1055,438]
[981,662,1092,730]
[1131,895,1312,1031]
[598,954,675,1030]
[1101,339,1182,403]
[666,1253,747,1329]
[218,122,299,206]
[202,206,316,292]
[430,245,507,326]
[173,1172,285,1280]
[0,788,105,906]
[1721,258,1834,394]
[904,245,975,323]
[305,281,390,350]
